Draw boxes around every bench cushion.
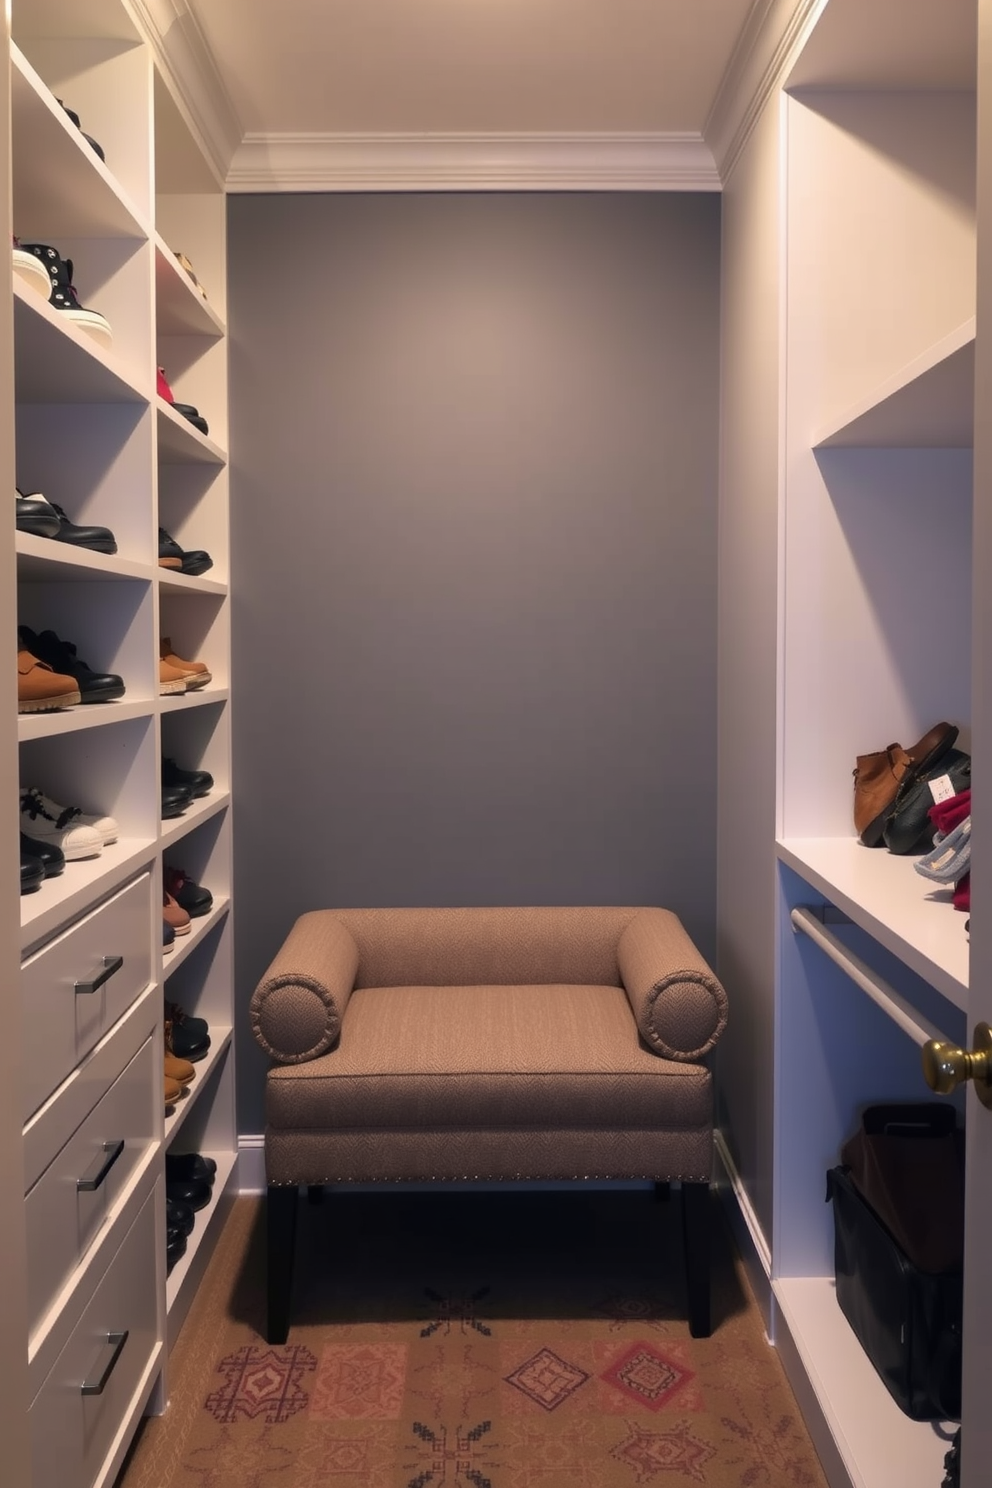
[265,982,711,1133]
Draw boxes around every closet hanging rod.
[790,906,951,1049]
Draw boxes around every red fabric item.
[157,366,175,403]
[929,788,971,837]
[953,873,970,912]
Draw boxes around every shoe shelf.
[162,896,230,981]
[777,837,969,1010]
[156,399,227,465]
[10,44,149,243]
[158,570,228,600]
[159,792,230,852]
[812,318,975,450]
[773,1276,949,1488]
[165,1146,239,1345]
[14,283,148,403]
[16,532,154,584]
[19,839,156,956]
[154,233,226,340]
[163,1027,234,1148]
[158,685,230,715]
[18,698,156,742]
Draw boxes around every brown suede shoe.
[854,723,957,847]
[164,890,191,935]
[17,645,81,712]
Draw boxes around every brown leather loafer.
[854,723,957,847]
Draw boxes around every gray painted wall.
[228,192,721,1133]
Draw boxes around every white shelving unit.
[2,1,236,1482]
[757,5,978,1486]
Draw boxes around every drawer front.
[26,1037,157,1341]
[22,873,153,1121]
[30,1186,159,1488]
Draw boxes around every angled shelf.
[785,0,975,92]
[14,282,149,403]
[158,685,229,715]
[163,1027,233,1146]
[19,838,157,955]
[18,698,156,742]
[155,233,225,338]
[159,792,230,851]
[812,320,975,450]
[777,838,968,1016]
[156,399,227,465]
[774,1278,949,1488]
[162,897,230,980]
[158,570,227,599]
[16,532,154,583]
[10,43,149,241]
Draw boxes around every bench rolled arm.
[617,909,728,1061]
[249,912,359,1063]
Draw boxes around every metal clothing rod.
[790,906,951,1049]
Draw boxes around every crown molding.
[225,132,721,193]
[128,0,243,182]
[705,0,827,181]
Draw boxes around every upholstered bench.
[249,905,729,1343]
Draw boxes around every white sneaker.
[77,808,119,845]
[19,787,104,860]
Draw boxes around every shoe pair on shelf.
[162,757,214,819]
[158,367,209,436]
[18,625,125,710]
[20,786,118,864]
[165,865,213,918]
[159,638,211,695]
[166,1150,216,1273]
[16,488,118,552]
[174,251,208,301]
[57,98,104,162]
[14,241,112,347]
[159,526,212,577]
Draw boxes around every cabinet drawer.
[26,1037,157,1341]
[29,1186,159,1488]
[22,873,153,1121]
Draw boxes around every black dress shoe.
[50,502,117,554]
[166,1176,212,1212]
[19,626,125,703]
[180,549,213,577]
[172,403,209,436]
[166,1152,217,1185]
[15,488,60,537]
[20,852,44,893]
[161,782,193,818]
[166,1197,195,1235]
[20,832,64,877]
[166,1225,187,1273]
[169,1020,210,1061]
[164,866,212,917]
[162,757,214,798]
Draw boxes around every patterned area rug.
[117,1189,828,1488]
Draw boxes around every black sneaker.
[162,782,194,818]
[51,501,117,554]
[162,756,213,798]
[56,99,105,162]
[15,487,60,538]
[18,626,125,703]
[18,242,112,347]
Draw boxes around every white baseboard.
[713,1128,773,1333]
[237,1135,266,1193]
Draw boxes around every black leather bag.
[882,749,971,855]
[827,1103,964,1421]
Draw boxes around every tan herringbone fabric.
[251,913,360,1062]
[617,909,728,1060]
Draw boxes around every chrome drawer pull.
[80,1330,128,1396]
[76,1139,125,1192]
[74,955,124,996]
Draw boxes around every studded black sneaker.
[18,242,112,347]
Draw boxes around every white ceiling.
[184,0,759,137]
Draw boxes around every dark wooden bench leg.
[307,1184,325,1205]
[267,1183,299,1344]
[681,1181,712,1338]
[654,1181,671,1203]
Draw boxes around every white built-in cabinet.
[0,1,236,1483]
[722,2,991,1486]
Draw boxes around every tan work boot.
[160,638,211,690]
[165,1074,184,1112]
[165,1020,196,1086]
[159,657,188,695]
[17,645,81,712]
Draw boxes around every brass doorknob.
[922,1021,992,1109]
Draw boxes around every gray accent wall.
[228,192,721,1133]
